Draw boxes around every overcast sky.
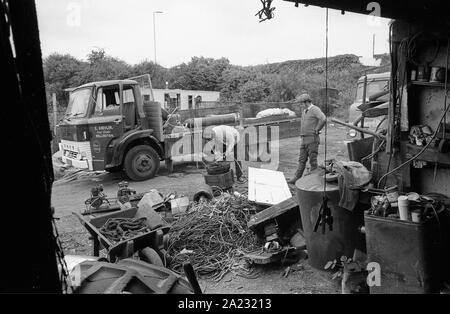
[35,0,390,67]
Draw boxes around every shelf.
[405,143,450,166]
[409,81,449,88]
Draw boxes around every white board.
[248,167,292,205]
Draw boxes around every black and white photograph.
[1,0,450,301]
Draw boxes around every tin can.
[429,67,442,82]
[417,65,430,82]
[411,210,422,223]
[411,68,417,81]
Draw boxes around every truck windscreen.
[65,88,92,118]
[355,80,389,102]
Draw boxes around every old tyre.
[206,162,230,175]
[139,247,164,267]
[124,145,160,181]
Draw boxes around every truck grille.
[64,150,79,159]
[60,140,92,160]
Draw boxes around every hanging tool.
[313,196,333,234]
[314,8,333,235]
[183,262,203,294]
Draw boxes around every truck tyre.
[139,247,164,267]
[124,145,160,181]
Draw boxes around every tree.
[78,49,132,83]
[87,48,106,64]
[219,67,255,100]
[170,57,230,91]
[43,53,87,107]
[131,60,169,89]
[237,79,270,102]
[265,73,296,102]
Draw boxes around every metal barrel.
[295,172,366,270]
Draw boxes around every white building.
[142,88,220,111]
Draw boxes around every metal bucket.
[295,172,366,270]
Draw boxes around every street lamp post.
[153,11,163,64]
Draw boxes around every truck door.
[88,84,124,170]
[122,85,140,131]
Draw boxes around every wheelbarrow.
[73,206,171,266]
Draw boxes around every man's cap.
[295,93,312,103]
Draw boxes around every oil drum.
[295,172,366,270]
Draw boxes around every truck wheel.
[139,247,164,267]
[124,145,160,181]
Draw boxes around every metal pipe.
[153,11,163,64]
[331,118,386,139]
[361,74,368,139]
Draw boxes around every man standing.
[287,93,326,185]
[211,125,244,183]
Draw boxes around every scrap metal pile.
[166,193,261,281]
[99,217,150,243]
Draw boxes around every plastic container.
[295,172,366,270]
[398,196,410,221]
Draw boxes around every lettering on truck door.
[88,85,123,170]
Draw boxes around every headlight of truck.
[349,129,357,138]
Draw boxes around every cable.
[377,37,450,187]
[323,8,329,197]
[443,36,450,140]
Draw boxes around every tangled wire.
[99,217,149,243]
[166,193,262,281]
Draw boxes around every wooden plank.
[248,167,292,205]
[247,196,298,230]
[406,143,450,165]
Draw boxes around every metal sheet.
[248,167,292,205]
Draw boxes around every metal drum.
[295,172,366,270]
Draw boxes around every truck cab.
[57,78,165,181]
[348,72,390,138]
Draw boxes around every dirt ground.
[52,124,349,294]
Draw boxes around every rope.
[323,8,329,197]
[99,217,150,243]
